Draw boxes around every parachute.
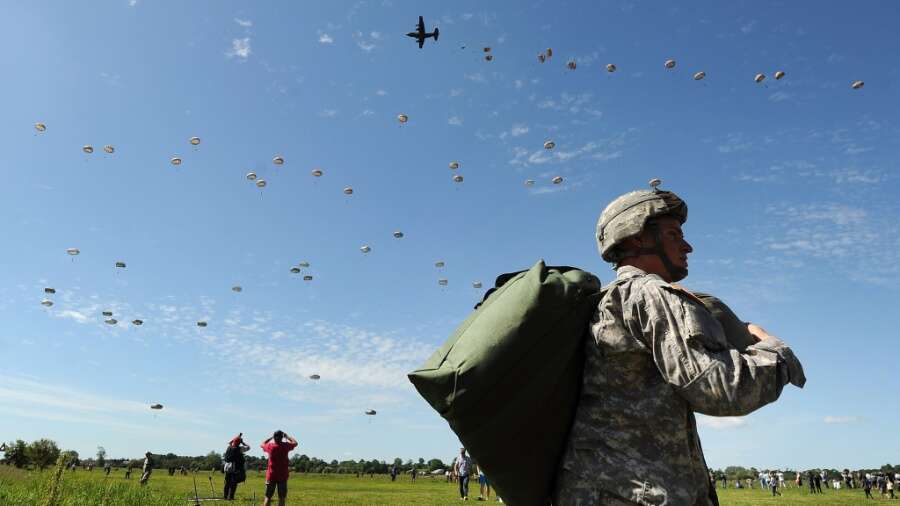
[851,80,864,89]
[472,281,483,289]
[397,114,409,124]
[150,404,163,410]
[693,71,706,81]
[104,318,118,325]
[606,63,617,73]
[365,409,377,415]
[435,261,445,268]
[44,288,56,294]
[196,321,208,327]
[41,299,53,307]
[132,319,143,326]
[189,136,201,146]
[360,245,372,253]
[449,161,460,170]
[35,123,47,132]
[273,155,285,165]
[170,156,182,166]
[524,179,535,186]
[82,145,94,154]
[485,55,494,62]
[754,73,765,83]
[290,267,301,274]
[649,177,662,190]
[538,53,546,63]
[303,275,313,281]
[343,186,354,195]
[664,59,676,69]
[298,261,310,268]
[256,179,267,188]
[115,261,126,269]
[393,231,404,239]
[102,311,113,317]
[232,286,242,292]
[438,278,449,286]
[543,140,555,150]
[552,176,563,184]
[566,60,576,70]
[774,70,785,80]
[246,172,257,181]
[66,248,80,256]
[103,145,115,154]
[309,374,321,380]
[546,48,553,58]
[311,168,323,177]
[483,47,491,53]
[453,174,464,183]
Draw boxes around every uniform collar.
[615,265,648,280]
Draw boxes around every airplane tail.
[433,27,439,41]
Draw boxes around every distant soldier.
[554,186,806,505]
[104,464,111,476]
[139,452,153,486]
[124,465,132,480]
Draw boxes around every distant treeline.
[708,465,900,481]
[1,438,449,475]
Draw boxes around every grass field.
[0,464,887,505]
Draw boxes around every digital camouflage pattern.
[554,266,805,506]
[595,190,687,262]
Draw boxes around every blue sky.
[1,0,898,470]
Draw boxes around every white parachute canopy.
[302,275,313,281]
[851,80,864,90]
[104,318,118,325]
[103,145,115,154]
[543,140,556,150]
[41,299,53,307]
[170,156,182,166]
[448,161,460,170]
[273,155,285,165]
[298,261,311,268]
[452,174,464,183]
[196,321,208,327]
[343,186,354,195]
[82,145,94,154]
[606,63,617,73]
[115,261,126,269]
[360,245,371,254]
[524,179,536,186]
[102,311,113,317]
[231,285,243,292]
[35,122,47,132]
[44,287,56,294]
[256,179,267,188]
[132,319,144,326]
[189,136,201,146]
[438,278,449,286]
[664,59,676,69]
[311,168,323,177]
[365,409,377,415]
[434,261,445,268]
[290,267,301,274]
[693,71,706,81]
[552,176,564,184]
[246,172,257,181]
[472,281,483,289]
[66,248,80,256]
[397,114,409,124]
[774,70,785,80]
[309,374,321,380]
[754,73,766,83]
[393,231,404,239]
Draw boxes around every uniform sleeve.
[635,283,805,416]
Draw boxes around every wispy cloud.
[510,129,633,167]
[740,19,757,34]
[824,415,861,424]
[234,18,253,28]
[465,73,486,83]
[319,33,334,45]
[697,415,748,429]
[447,116,463,126]
[319,109,338,118]
[226,38,252,60]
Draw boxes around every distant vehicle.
[406,16,439,49]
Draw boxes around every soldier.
[553,185,806,505]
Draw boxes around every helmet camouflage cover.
[596,189,688,262]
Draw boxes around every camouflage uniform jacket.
[555,266,805,505]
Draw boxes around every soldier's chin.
[670,267,688,282]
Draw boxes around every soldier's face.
[656,217,692,273]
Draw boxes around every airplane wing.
[418,16,425,34]
[418,38,424,49]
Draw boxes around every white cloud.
[769,91,792,103]
[370,31,382,40]
[510,124,529,137]
[319,33,334,45]
[128,0,138,6]
[697,415,748,429]
[234,18,253,28]
[226,38,251,60]
[56,309,89,324]
[448,116,463,126]
[464,73,486,83]
[449,88,463,97]
[823,415,861,424]
[740,19,757,34]
[357,40,376,52]
[319,109,338,118]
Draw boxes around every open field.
[0,464,887,505]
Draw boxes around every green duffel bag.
[408,260,603,506]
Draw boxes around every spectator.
[887,474,894,500]
[769,471,781,497]
[795,472,802,489]
[390,464,398,482]
[223,433,250,500]
[124,465,132,480]
[820,470,827,491]
[863,475,874,499]
[878,474,887,498]
[104,464,111,476]
[260,430,298,506]
[760,471,768,489]
[807,471,816,494]
[453,448,473,501]
[477,464,492,501]
[139,452,153,486]
[746,478,753,489]
[814,471,823,494]
[411,468,418,482]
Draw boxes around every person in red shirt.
[260,430,298,506]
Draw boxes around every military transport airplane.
[406,16,439,48]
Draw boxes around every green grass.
[0,465,887,505]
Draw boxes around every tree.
[61,450,79,466]
[96,446,107,467]
[4,440,29,468]
[427,459,445,472]
[26,439,60,471]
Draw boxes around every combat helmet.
[596,179,687,263]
